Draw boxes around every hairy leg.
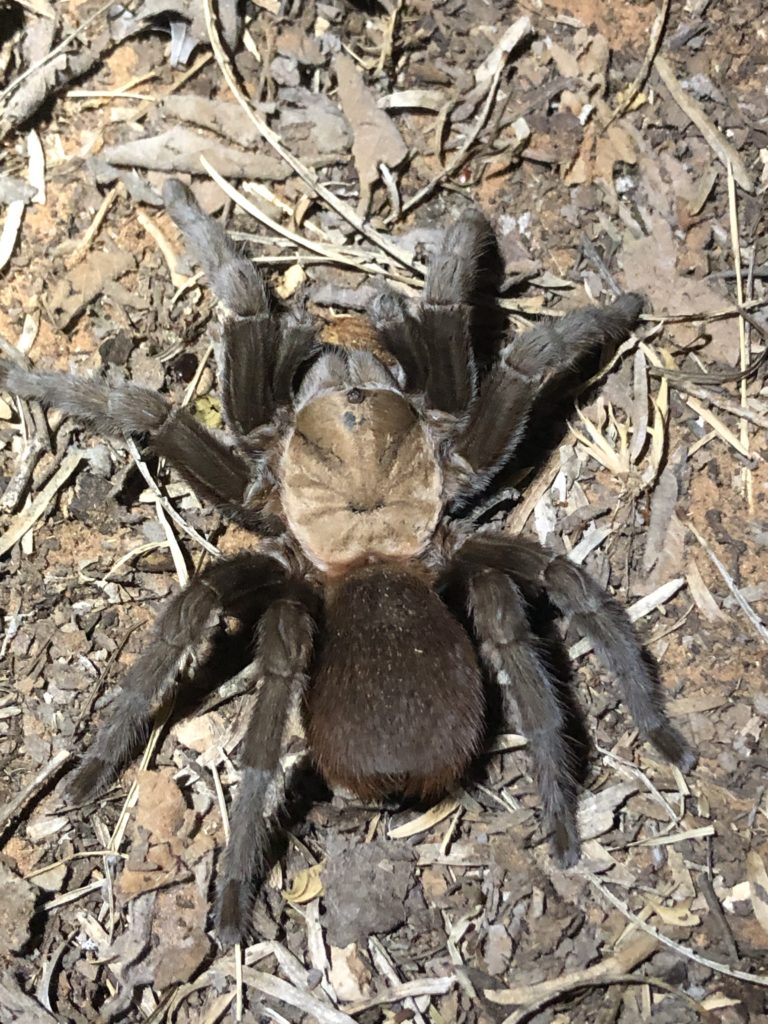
[216,598,315,946]
[456,293,644,486]
[66,554,287,803]
[164,180,316,438]
[0,360,255,520]
[456,533,695,771]
[468,568,580,864]
[372,210,496,413]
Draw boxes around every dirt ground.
[0,0,767,1021]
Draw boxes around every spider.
[1,181,694,946]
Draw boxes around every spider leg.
[456,293,644,487]
[216,597,315,947]
[456,533,695,771]
[372,210,495,413]
[66,554,287,803]
[468,567,580,864]
[0,361,254,520]
[164,180,316,438]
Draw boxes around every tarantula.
[1,181,694,945]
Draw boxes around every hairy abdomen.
[306,564,485,800]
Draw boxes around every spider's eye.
[346,388,365,404]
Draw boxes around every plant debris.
[0,0,767,1021]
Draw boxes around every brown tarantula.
[1,181,694,945]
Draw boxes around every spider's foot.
[215,877,253,949]
[648,723,697,773]
[64,757,110,806]
[551,819,581,868]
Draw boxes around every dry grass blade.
[608,0,671,124]
[0,749,71,830]
[687,522,768,644]
[587,871,768,988]
[201,0,417,271]
[0,449,83,558]
[201,158,416,286]
[726,160,753,509]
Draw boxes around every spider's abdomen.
[305,564,485,800]
[280,388,442,570]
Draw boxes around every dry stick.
[644,296,768,325]
[608,0,671,124]
[654,55,753,193]
[0,749,71,834]
[726,161,753,509]
[65,185,119,269]
[399,16,533,216]
[201,158,418,287]
[484,933,681,1014]
[0,449,83,558]
[687,522,768,645]
[202,0,417,272]
[0,434,47,513]
[586,871,768,988]
[240,968,356,1024]
[0,0,118,104]
[125,439,219,558]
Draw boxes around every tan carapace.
[280,386,443,571]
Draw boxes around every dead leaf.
[333,52,408,213]
[283,862,324,904]
[329,943,372,1002]
[388,797,460,839]
[578,782,638,841]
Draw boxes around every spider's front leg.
[372,209,496,413]
[67,554,287,802]
[216,596,315,946]
[456,293,644,494]
[164,180,317,441]
[468,567,580,864]
[0,358,255,523]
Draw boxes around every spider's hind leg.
[216,598,315,947]
[468,567,581,864]
[458,534,695,772]
[164,180,316,439]
[66,554,287,804]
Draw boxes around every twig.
[0,434,47,512]
[0,749,71,834]
[609,0,671,124]
[485,933,655,1010]
[65,185,119,269]
[240,968,356,1024]
[726,160,753,509]
[399,16,533,216]
[687,522,768,645]
[126,439,220,559]
[654,55,753,192]
[202,0,417,272]
[0,449,83,558]
[586,871,768,988]
[342,976,457,1014]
